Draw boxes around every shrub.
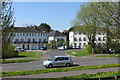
[2,44,18,59]
[85,45,92,53]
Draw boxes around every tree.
[1,0,15,59]
[50,40,56,49]
[93,2,120,53]
[72,2,120,53]
[58,40,64,47]
[72,3,101,54]
[37,23,51,32]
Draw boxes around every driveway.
[2,49,118,71]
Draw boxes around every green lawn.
[2,64,120,77]
[17,51,41,58]
[37,71,120,80]
[59,71,120,79]
[95,54,120,57]
[66,49,93,57]
[1,59,39,64]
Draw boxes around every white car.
[15,47,25,52]
[43,56,73,68]
[57,46,67,50]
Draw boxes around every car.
[39,47,47,50]
[15,47,25,52]
[57,46,67,50]
[43,56,73,68]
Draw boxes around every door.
[22,45,25,49]
[53,57,65,66]
[27,45,29,50]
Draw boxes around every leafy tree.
[37,23,51,32]
[93,2,120,53]
[72,3,102,54]
[50,40,56,49]
[58,40,64,46]
[72,2,120,53]
[1,0,16,59]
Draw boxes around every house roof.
[49,30,65,37]
[14,27,47,33]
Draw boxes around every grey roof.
[49,30,65,36]
[14,27,47,33]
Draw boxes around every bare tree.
[1,0,15,59]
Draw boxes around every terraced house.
[13,27,48,50]
[69,31,106,48]
[13,27,67,50]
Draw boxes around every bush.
[2,44,18,59]
[85,45,92,53]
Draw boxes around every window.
[39,39,42,42]
[19,33,22,36]
[27,33,28,36]
[79,43,81,48]
[61,38,64,41]
[74,43,77,48]
[74,38,77,41]
[83,37,87,41]
[103,37,106,41]
[83,32,86,35]
[64,57,69,60]
[57,38,60,42]
[43,39,46,42]
[83,43,86,46]
[15,39,19,42]
[32,33,34,36]
[28,39,31,42]
[79,32,82,35]
[23,33,25,36]
[21,39,24,42]
[98,37,101,41]
[33,39,35,42]
[38,33,40,36]
[79,37,82,41]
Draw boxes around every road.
[2,49,118,71]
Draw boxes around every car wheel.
[48,64,53,68]
[66,63,70,67]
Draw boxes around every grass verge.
[15,51,41,58]
[66,49,93,57]
[95,54,120,57]
[1,64,120,77]
[1,59,39,64]
[44,71,119,80]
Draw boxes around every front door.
[22,45,25,49]
[27,45,29,50]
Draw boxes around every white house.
[13,27,48,50]
[48,30,67,47]
[69,31,106,48]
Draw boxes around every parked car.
[43,56,73,68]
[15,47,25,52]
[39,47,47,50]
[57,46,67,50]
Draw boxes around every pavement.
[3,67,119,78]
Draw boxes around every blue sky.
[13,2,84,31]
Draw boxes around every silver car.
[43,56,73,68]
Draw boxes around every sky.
[13,2,84,31]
